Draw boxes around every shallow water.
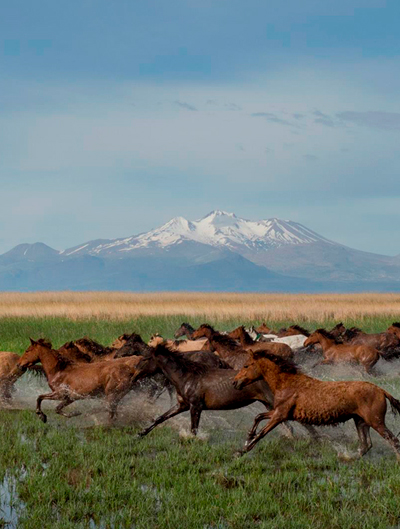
[0,471,25,528]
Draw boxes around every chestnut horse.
[304,329,380,373]
[233,351,400,458]
[15,339,143,422]
[228,326,293,359]
[131,345,296,439]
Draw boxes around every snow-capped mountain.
[63,211,334,257]
[1,211,399,292]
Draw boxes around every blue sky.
[1,0,400,255]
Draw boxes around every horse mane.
[391,322,400,329]
[74,337,111,356]
[153,345,209,376]
[289,325,310,337]
[180,322,195,331]
[343,327,363,340]
[197,323,215,332]
[210,331,242,350]
[313,328,336,340]
[115,337,151,358]
[253,351,300,374]
[36,338,52,349]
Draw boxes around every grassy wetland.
[1,292,400,528]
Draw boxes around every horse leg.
[247,411,273,442]
[36,391,65,423]
[372,423,400,460]
[0,380,12,401]
[55,397,81,418]
[303,425,320,440]
[190,405,202,436]
[257,401,294,439]
[312,359,331,369]
[354,417,372,457]
[243,398,294,453]
[138,402,189,438]
[243,411,287,453]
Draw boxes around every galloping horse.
[304,329,380,373]
[15,339,143,422]
[233,350,400,458]
[131,345,295,439]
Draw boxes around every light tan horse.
[148,333,210,352]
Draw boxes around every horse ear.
[251,350,263,360]
[29,337,36,345]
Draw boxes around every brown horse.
[131,345,296,438]
[304,329,380,373]
[15,339,143,422]
[233,350,400,458]
[255,323,275,334]
[346,328,400,353]
[228,326,293,359]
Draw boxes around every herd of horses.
[2,321,400,459]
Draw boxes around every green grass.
[1,315,400,528]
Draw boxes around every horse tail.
[383,390,400,416]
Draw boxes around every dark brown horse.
[233,350,400,458]
[304,329,381,373]
[15,339,143,422]
[114,333,232,403]
[387,322,400,339]
[174,323,196,339]
[131,345,296,438]
[228,326,293,359]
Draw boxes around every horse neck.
[184,325,195,338]
[155,355,194,391]
[314,333,335,351]
[259,359,299,393]
[35,346,61,377]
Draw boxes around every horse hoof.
[38,414,47,423]
[137,431,146,439]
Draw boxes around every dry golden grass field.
[0,291,400,322]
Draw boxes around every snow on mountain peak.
[64,211,334,257]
